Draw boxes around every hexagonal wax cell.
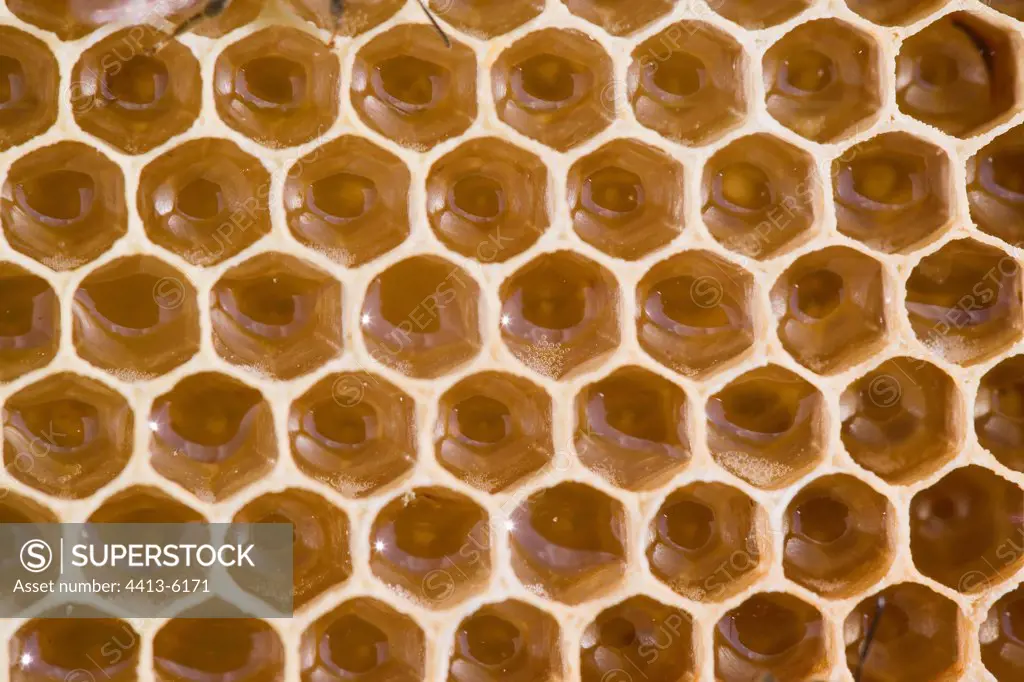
[636,250,756,378]
[87,486,205,524]
[710,0,813,28]
[370,487,490,608]
[783,474,893,598]
[138,138,272,267]
[896,12,1018,138]
[154,616,284,682]
[509,482,627,604]
[905,239,1023,366]
[214,27,340,148]
[646,482,764,601]
[435,372,553,494]
[85,492,211,595]
[232,489,350,610]
[289,372,416,498]
[581,596,695,682]
[714,593,827,681]
[0,27,58,153]
[71,26,201,154]
[492,29,613,151]
[2,142,127,272]
[211,253,342,380]
[351,24,477,151]
[449,600,561,682]
[707,365,826,489]
[5,0,118,39]
[149,373,276,502]
[844,583,962,681]
[840,356,958,483]
[845,0,950,25]
[622,21,745,146]
[834,132,951,253]
[567,138,684,261]
[575,365,690,491]
[72,256,200,380]
[627,21,747,146]
[426,137,549,264]
[361,256,481,379]
[179,0,263,37]
[0,491,58,593]
[3,373,133,499]
[10,618,140,682]
[499,251,619,379]
[968,124,1024,247]
[560,0,674,36]
[286,0,403,36]
[300,598,425,682]
[428,0,544,38]
[771,245,887,374]
[910,465,1024,593]
[702,134,818,259]
[6,0,260,40]
[0,263,59,383]
[977,355,1024,472]
[981,583,1024,680]
[763,19,882,143]
[284,136,410,268]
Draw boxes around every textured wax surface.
[2,0,1024,681]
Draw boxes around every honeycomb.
[2,0,1024,680]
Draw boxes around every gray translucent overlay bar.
[0,524,293,618]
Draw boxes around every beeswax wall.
[1,0,1024,680]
